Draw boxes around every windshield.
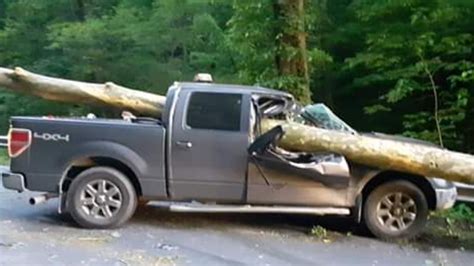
[293,103,357,134]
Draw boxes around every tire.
[66,167,137,229]
[363,180,428,240]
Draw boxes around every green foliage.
[342,0,474,150]
[0,0,235,133]
[310,225,328,238]
[448,204,474,224]
[46,0,234,92]
[226,1,282,86]
[435,203,474,224]
[0,0,473,153]
[0,149,9,165]
[227,0,332,103]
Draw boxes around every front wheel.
[67,167,137,229]
[363,180,428,240]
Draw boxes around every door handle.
[176,141,193,149]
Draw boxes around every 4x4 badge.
[33,132,70,142]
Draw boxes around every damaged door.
[247,124,352,207]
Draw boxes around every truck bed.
[10,116,167,197]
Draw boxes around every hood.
[361,132,441,148]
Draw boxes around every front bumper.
[430,178,457,210]
[1,169,25,192]
[434,187,457,209]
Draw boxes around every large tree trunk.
[74,0,86,21]
[0,67,166,116]
[1,66,474,184]
[274,0,311,104]
[262,119,474,185]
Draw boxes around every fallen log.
[0,67,166,116]
[262,119,474,185]
[1,66,474,185]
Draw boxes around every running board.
[148,201,350,215]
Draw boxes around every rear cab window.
[186,92,243,131]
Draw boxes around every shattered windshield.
[293,103,357,134]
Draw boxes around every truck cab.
[1,81,457,240]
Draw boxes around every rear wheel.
[67,167,137,229]
[363,180,428,240]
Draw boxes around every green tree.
[341,0,474,150]
[227,0,331,103]
[47,0,234,92]
[1,0,474,154]
[0,0,89,133]
[0,0,234,132]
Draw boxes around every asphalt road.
[1,186,473,266]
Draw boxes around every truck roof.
[176,82,294,99]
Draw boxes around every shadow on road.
[131,205,363,236]
[131,205,473,251]
[39,204,472,252]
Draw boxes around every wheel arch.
[58,141,147,196]
[359,171,436,210]
[60,156,143,198]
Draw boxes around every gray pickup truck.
[2,81,457,240]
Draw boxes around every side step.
[148,201,350,216]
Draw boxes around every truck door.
[169,89,251,202]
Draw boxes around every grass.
[394,203,474,250]
[415,206,474,250]
[0,149,9,165]
[435,203,474,224]
[310,225,328,239]
[307,203,474,249]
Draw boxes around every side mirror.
[248,126,284,155]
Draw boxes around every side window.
[186,92,242,131]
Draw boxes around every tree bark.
[74,0,86,21]
[274,0,311,104]
[262,119,474,185]
[0,67,166,116]
[1,66,474,185]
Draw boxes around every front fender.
[354,169,383,195]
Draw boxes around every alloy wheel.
[79,179,122,219]
[375,192,417,232]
